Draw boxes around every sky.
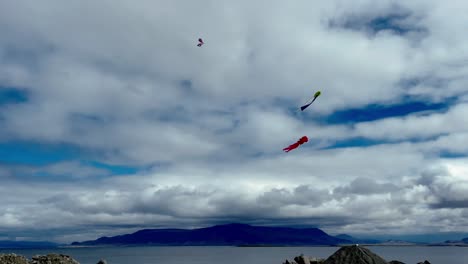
[1,0,468,244]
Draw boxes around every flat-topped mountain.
[71,223,350,246]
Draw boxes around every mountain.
[334,234,381,244]
[334,234,428,245]
[334,234,355,241]
[71,223,351,246]
[438,237,468,245]
[0,240,59,249]
[378,239,422,245]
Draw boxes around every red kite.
[283,136,308,152]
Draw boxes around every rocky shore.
[0,253,106,264]
[283,245,432,264]
[0,246,432,264]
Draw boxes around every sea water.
[1,246,467,264]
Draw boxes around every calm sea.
[1,246,467,264]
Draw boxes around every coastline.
[1,244,439,264]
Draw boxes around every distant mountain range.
[71,223,352,246]
[4,224,465,248]
[0,240,59,249]
[74,223,468,247]
[334,234,381,244]
[437,237,468,246]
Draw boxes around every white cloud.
[1,0,468,242]
[352,103,468,141]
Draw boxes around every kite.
[283,136,308,152]
[197,38,204,47]
[300,91,321,111]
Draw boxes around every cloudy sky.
[1,0,468,244]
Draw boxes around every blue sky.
[0,88,28,105]
[1,0,468,244]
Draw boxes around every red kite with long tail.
[283,136,308,152]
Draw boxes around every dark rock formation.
[0,253,80,264]
[96,260,107,264]
[324,245,388,264]
[294,255,311,264]
[30,254,80,264]
[282,246,434,264]
[283,255,325,264]
[284,245,390,264]
[0,253,29,264]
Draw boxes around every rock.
[323,245,388,264]
[417,261,431,264]
[0,253,29,264]
[388,261,405,264]
[96,260,107,264]
[30,254,80,264]
[283,255,325,264]
[294,255,310,264]
[310,257,326,264]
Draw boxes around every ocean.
[1,246,467,264]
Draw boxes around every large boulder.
[310,257,326,264]
[324,245,388,264]
[30,254,80,264]
[0,253,29,264]
[388,261,405,264]
[294,255,311,264]
[283,254,325,264]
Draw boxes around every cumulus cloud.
[1,0,468,242]
[352,103,468,141]
[414,161,468,209]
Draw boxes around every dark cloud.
[328,9,427,37]
[430,200,468,209]
[257,185,330,208]
[413,166,468,209]
[415,167,448,186]
[333,177,398,196]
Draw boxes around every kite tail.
[283,142,300,152]
[300,98,317,111]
